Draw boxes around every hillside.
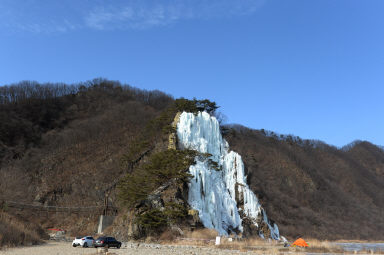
[224,126,384,240]
[0,80,383,242]
[0,79,173,235]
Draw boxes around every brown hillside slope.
[224,126,384,240]
[1,81,382,241]
[0,211,47,247]
[0,80,173,235]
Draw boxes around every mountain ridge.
[0,79,383,241]
[224,125,384,240]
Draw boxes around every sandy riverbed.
[0,241,259,255]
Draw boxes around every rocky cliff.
[176,111,279,239]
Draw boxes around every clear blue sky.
[1,0,383,147]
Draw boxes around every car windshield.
[75,237,82,239]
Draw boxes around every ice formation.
[177,111,279,238]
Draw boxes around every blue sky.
[1,0,383,147]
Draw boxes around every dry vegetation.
[225,125,384,240]
[158,228,218,245]
[161,235,384,255]
[159,229,349,254]
[215,238,383,254]
[0,211,47,248]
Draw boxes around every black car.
[94,236,121,249]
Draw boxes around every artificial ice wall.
[177,111,280,239]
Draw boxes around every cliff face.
[119,111,281,240]
[176,112,279,239]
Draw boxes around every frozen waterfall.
[177,111,279,238]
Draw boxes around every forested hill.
[0,79,383,240]
[0,79,172,165]
[225,126,384,240]
[0,79,174,236]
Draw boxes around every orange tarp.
[292,238,309,247]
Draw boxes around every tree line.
[0,78,172,106]
[0,78,173,164]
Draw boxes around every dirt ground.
[0,241,259,255]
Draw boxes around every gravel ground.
[0,241,258,255]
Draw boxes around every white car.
[72,236,94,248]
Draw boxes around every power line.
[2,200,117,213]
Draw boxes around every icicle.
[177,111,280,238]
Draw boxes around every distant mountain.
[0,79,382,241]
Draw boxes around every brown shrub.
[0,211,46,248]
[184,228,218,240]
[158,229,180,241]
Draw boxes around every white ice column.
[177,111,279,238]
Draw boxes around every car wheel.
[83,242,88,248]
[117,244,121,249]
[105,244,109,249]
[73,244,77,247]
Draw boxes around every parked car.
[72,236,95,247]
[94,236,121,249]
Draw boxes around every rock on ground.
[0,241,258,255]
